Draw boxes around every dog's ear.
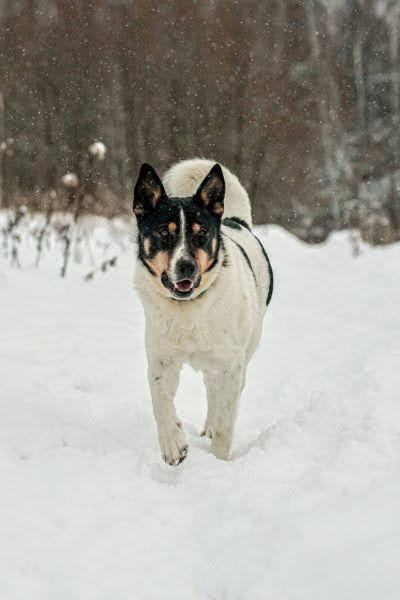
[194,164,225,217]
[133,163,167,217]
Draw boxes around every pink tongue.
[176,280,193,292]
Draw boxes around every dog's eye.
[159,227,169,237]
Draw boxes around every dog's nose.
[176,259,196,279]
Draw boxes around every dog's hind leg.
[209,362,245,461]
[201,372,218,439]
[147,355,188,466]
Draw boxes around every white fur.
[163,158,253,227]
[135,159,271,464]
[169,208,189,286]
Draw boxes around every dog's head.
[133,162,224,300]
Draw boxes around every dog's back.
[163,158,253,228]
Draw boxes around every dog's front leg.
[209,363,245,461]
[147,355,188,466]
[201,372,218,439]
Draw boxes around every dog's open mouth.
[172,279,195,297]
[175,279,194,293]
[161,271,199,299]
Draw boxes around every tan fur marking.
[211,238,217,254]
[200,189,210,206]
[150,187,161,209]
[195,248,213,274]
[192,223,201,233]
[143,237,151,256]
[213,202,224,215]
[133,203,144,215]
[168,222,177,234]
[146,251,169,276]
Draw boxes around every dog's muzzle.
[162,260,201,299]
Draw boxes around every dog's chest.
[152,303,219,352]
[145,292,245,360]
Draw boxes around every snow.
[1,218,399,599]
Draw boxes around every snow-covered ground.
[1,217,399,600]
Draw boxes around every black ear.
[133,163,167,217]
[194,164,225,217]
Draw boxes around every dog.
[133,159,273,465]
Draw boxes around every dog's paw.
[211,431,231,461]
[158,424,188,466]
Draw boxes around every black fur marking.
[205,257,218,272]
[223,233,256,284]
[133,164,225,299]
[220,236,230,267]
[254,235,274,305]
[161,271,171,289]
[136,200,182,266]
[223,216,251,231]
[222,218,241,230]
[194,163,225,216]
[133,163,167,217]
[204,233,223,272]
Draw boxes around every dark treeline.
[0,0,400,244]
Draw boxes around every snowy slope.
[1,221,399,600]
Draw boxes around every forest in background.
[1,0,400,245]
